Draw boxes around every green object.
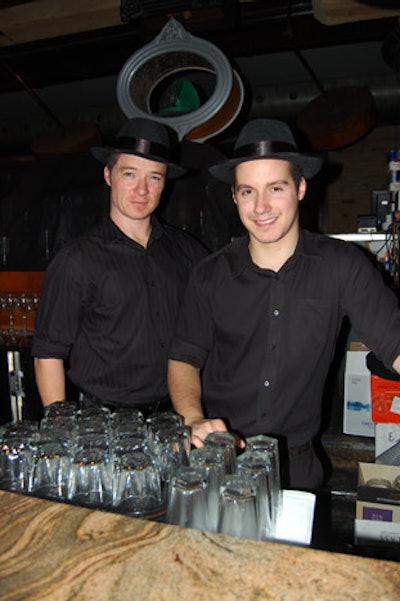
[160,77,200,113]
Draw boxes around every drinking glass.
[78,403,112,420]
[218,474,260,540]
[2,420,40,440]
[149,424,191,490]
[68,448,113,508]
[43,400,78,420]
[189,446,227,532]
[39,421,77,451]
[146,411,184,446]
[30,440,71,499]
[41,402,78,442]
[6,293,16,344]
[112,420,147,440]
[167,466,210,531]
[237,450,275,539]
[112,450,162,516]
[0,293,9,344]
[246,434,282,519]
[26,293,39,335]
[19,293,32,338]
[204,431,237,474]
[112,407,145,425]
[111,408,145,439]
[0,438,36,492]
[76,414,110,435]
[75,432,110,457]
[111,434,148,462]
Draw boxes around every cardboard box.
[356,462,400,522]
[375,423,400,458]
[354,518,400,546]
[371,373,400,423]
[343,351,375,437]
[355,462,400,546]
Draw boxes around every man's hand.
[185,416,245,449]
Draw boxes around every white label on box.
[343,351,374,437]
[375,423,400,457]
[355,518,400,546]
[390,396,400,415]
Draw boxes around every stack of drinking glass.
[0,401,281,540]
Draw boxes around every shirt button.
[273,309,280,316]
[263,380,270,388]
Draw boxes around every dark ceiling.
[0,0,400,158]
[0,0,399,96]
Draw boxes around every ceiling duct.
[250,74,400,129]
[120,0,239,31]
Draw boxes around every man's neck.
[248,232,299,272]
[111,214,152,248]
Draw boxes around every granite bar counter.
[0,490,399,601]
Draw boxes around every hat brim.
[90,146,186,178]
[209,153,323,183]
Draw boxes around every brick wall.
[321,125,400,233]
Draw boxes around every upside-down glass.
[246,434,282,520]
[0,437,35,492]
[204,431,237,474]
[112,407,145,425]
[189,446,227,532]
[68,448,113,508]
[0,422,39,492]
[112,450,162,516]
[146,411,183,432]
[30,440,71,500]
[218,474,260,540]
[149,425,191,494]
[237,450,275,539]
[167,466,210,531]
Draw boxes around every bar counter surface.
[0,490,398,601]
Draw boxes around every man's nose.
[254,193,271,213]
[136,176,149,194]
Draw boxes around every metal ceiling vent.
[116,18,244,141]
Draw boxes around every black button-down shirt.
[32,215,208,406]
[169,229,400,446]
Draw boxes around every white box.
[355,519,400,546]
[343,350,375,437]
[375,422,400,457]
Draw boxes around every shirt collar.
[230,228,320,277]
[294,229,322,259]
[230,235,251,277]
[100,214,163,245]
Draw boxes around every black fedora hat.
[209,119,323,183]
[91,118,186,178]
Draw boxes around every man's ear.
[298,176,307,202]
[104,165,111,187]
[231,185,238,206]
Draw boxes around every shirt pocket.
[287,299,335,358]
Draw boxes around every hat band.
[114,136,171,161]
[233,140,298,159]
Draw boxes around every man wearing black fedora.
[168,118,400,490]
[32,117,207,414]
